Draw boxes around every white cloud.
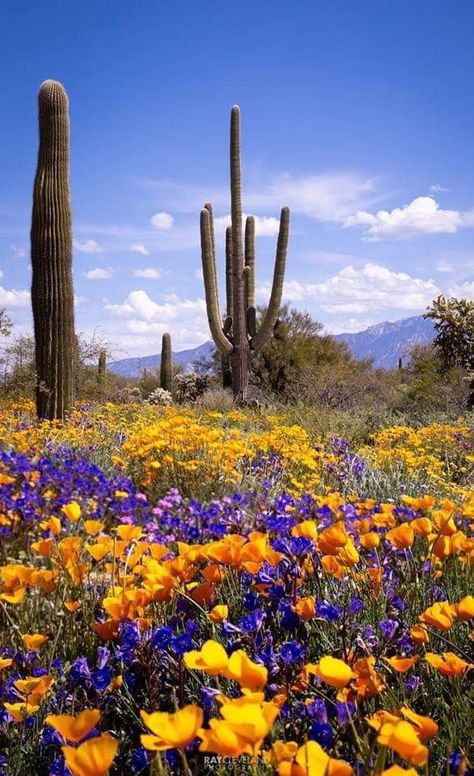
[247,172,378,222]
[258,263,440,315]
[345,196,474,241]
[0,285,30,307]
[213,213,281,236]
[130,243,150,256]
[138,171,379,222]
[436,260,453,273]
[133,267,161,279]
[150,212,174,230]
[104,289,209,354]
[73,238,104,253]
[447,280,474,300]
[83,267,114,280]
[430,183,450,193]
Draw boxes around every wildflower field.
[0,402,472,776]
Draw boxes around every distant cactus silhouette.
[31,80,75,420]
[200,106,289,401]
[98,349,107,376]
[160,332,173,393]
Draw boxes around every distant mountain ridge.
[109,314,435,376]
[334,314,435,368]
[109,341,214,378]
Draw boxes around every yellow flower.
[198,719,244,757]
[46,709,101,742]
[425,651,472,677]
[4,701,40,722]
[224,650,268,690]
[62,734,118,776]
[21,633,48,651]
[377,720,428,766]
[386,524,415,549]
[455,595,474,620]
[399,706,438,739]
[62,501,82,522]
[199,693,279,757]
[409,624,429,644]
[294,740,353,775]
[419,601,455,631]
[209,604,228,622]
[140,705,203,751]
[293,596,316,620]
[183,639,228,676]
[306,656,354,689]
[384,656,419,673]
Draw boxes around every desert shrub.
[112,386,143,404]
[147,386,173,405]
[251,305,354,399]
[196,385,235,411]
[174,372,210,403]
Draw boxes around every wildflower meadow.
[1,5,474,775]
[0,402,472,775]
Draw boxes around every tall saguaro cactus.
[31,80,75,420]
[160,332,173,393]
[200,106,290,401]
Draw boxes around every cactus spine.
[200,106,289,402]
[31,80,75,420]
[160,332,173,393]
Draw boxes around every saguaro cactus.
[31,80,75,420]
[200,106,289,401]
[160,332,173,393]
[98,349,107,376]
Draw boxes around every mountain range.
[109,314,435,377]
[334,314,435,368]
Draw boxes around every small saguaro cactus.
[160,332,173,393]
[98,349,107,376]
[200,106,290,402]
[30,80,75,420]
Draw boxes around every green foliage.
[425,295,474,371]
[251,304,354,397]
[425,295,474,409]
[175,372,210,403]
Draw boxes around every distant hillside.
[334,314,435,368]
[109,341,214,377]
[109,315,436,376]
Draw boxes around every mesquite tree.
[31,80,75,420]
[200,106,290,402]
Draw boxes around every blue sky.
[1,0,473,358]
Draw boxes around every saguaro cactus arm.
[225,225,233,321]
[244,215,256,336]
[251,206,290,349]
[244,215,255,308]
[200,208,233,354]
[31,79,75,420]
